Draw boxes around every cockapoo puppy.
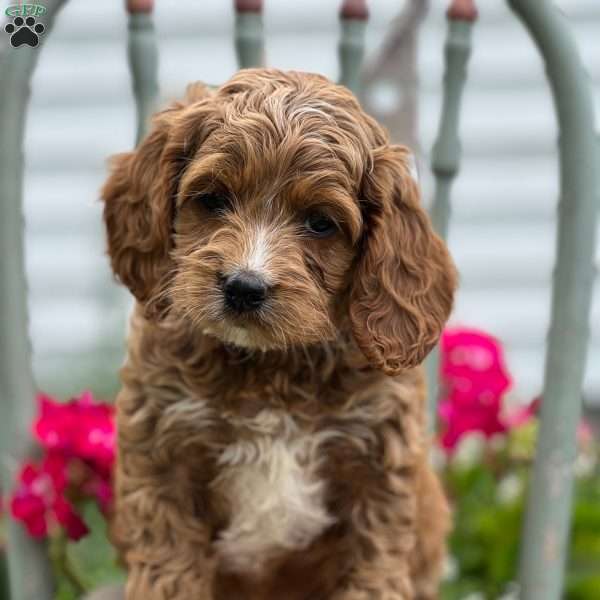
[100,68,456,600]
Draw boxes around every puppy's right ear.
[101,85,217,314]
[102,120,172,311]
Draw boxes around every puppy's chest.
[210,409,336,574]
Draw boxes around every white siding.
[20,0,600,402]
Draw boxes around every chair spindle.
[126,0,160,145]
[234,0,265,69]
[425,0,477,428]
[338,0,369,94]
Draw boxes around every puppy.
[102,68,456,600]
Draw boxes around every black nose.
[223,271,268,313]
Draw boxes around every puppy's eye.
[305,211,337,237]
[197,193,230,213]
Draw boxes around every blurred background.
[23,0,599,408]
[3,2,599,598]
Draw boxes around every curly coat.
[101,69,457,600]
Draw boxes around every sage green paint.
[425,19,474,428]
[235,12,264,69]
[507,2,599,599]
[0,4,68,598]
[338,19,367,95]
[128,12,159,145]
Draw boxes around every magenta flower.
[504,397,540,429]
[34,390,116,473]
[441,328,511,401]
[10,453,89,541]
[11,390,116,541]
[438,327,513,453]
[82,472,114,514]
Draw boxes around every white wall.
[19,0,600,402]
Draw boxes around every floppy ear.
[349,145,457,375]
[101,84,217,315]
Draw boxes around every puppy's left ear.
[350,145,457,376]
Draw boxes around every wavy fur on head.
[102,69,456,600]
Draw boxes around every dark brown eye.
[197,193,230,213]
[305,211,337,237]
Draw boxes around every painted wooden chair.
[0,1,597,599]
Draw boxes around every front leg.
[115,478,215,600]
[332,467,417,600]
[324,405,431,600]
[112,385,217,600]
[331,459,448,600]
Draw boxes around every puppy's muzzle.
[223,271,269,313]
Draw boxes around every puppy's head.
[102,69,456,374]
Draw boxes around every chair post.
[0,3,69,598]
[507,2,599,598]
[126,0,159,145]
[234,0,265,69]
[425,0,477,428]
[338,0,369,94]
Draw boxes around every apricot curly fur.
[101,69,456,600]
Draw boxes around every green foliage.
[441,429,600,600]
[54,502,125,600]
[566,476,600,599]
[442,466,521,598]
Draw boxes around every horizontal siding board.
[453,288,600,345]
[419,19,600,90]
[24,107,134,168]
[433,156,560,221]
[501,347,600,402]
[25,89,599,169]
[25,238,109,295]
[28,300,125,354]
[24,174,104,233]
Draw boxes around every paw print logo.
[4,16,45,48]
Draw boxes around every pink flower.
[10,453,89,541]
[10,391,116,541]
[439,392,506,452]
[441,328,511,401]
[34,391,116,473]
[52,496,89,540]
[34,392,78,453]
[438,327,513,453]
[578,420,594,448]
[505,397,540,429]
[84,475,113,513]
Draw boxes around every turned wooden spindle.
[340,0,369,21]
[234,0,265,68]
[425,0,478,426]
[125,0,159,144]
[235,0,263,12]
[126,0,154,14]
[447,0,478,22]
[338,0,369,94]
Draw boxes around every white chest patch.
[213,411,335,574]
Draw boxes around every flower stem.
[48,532,91,595]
